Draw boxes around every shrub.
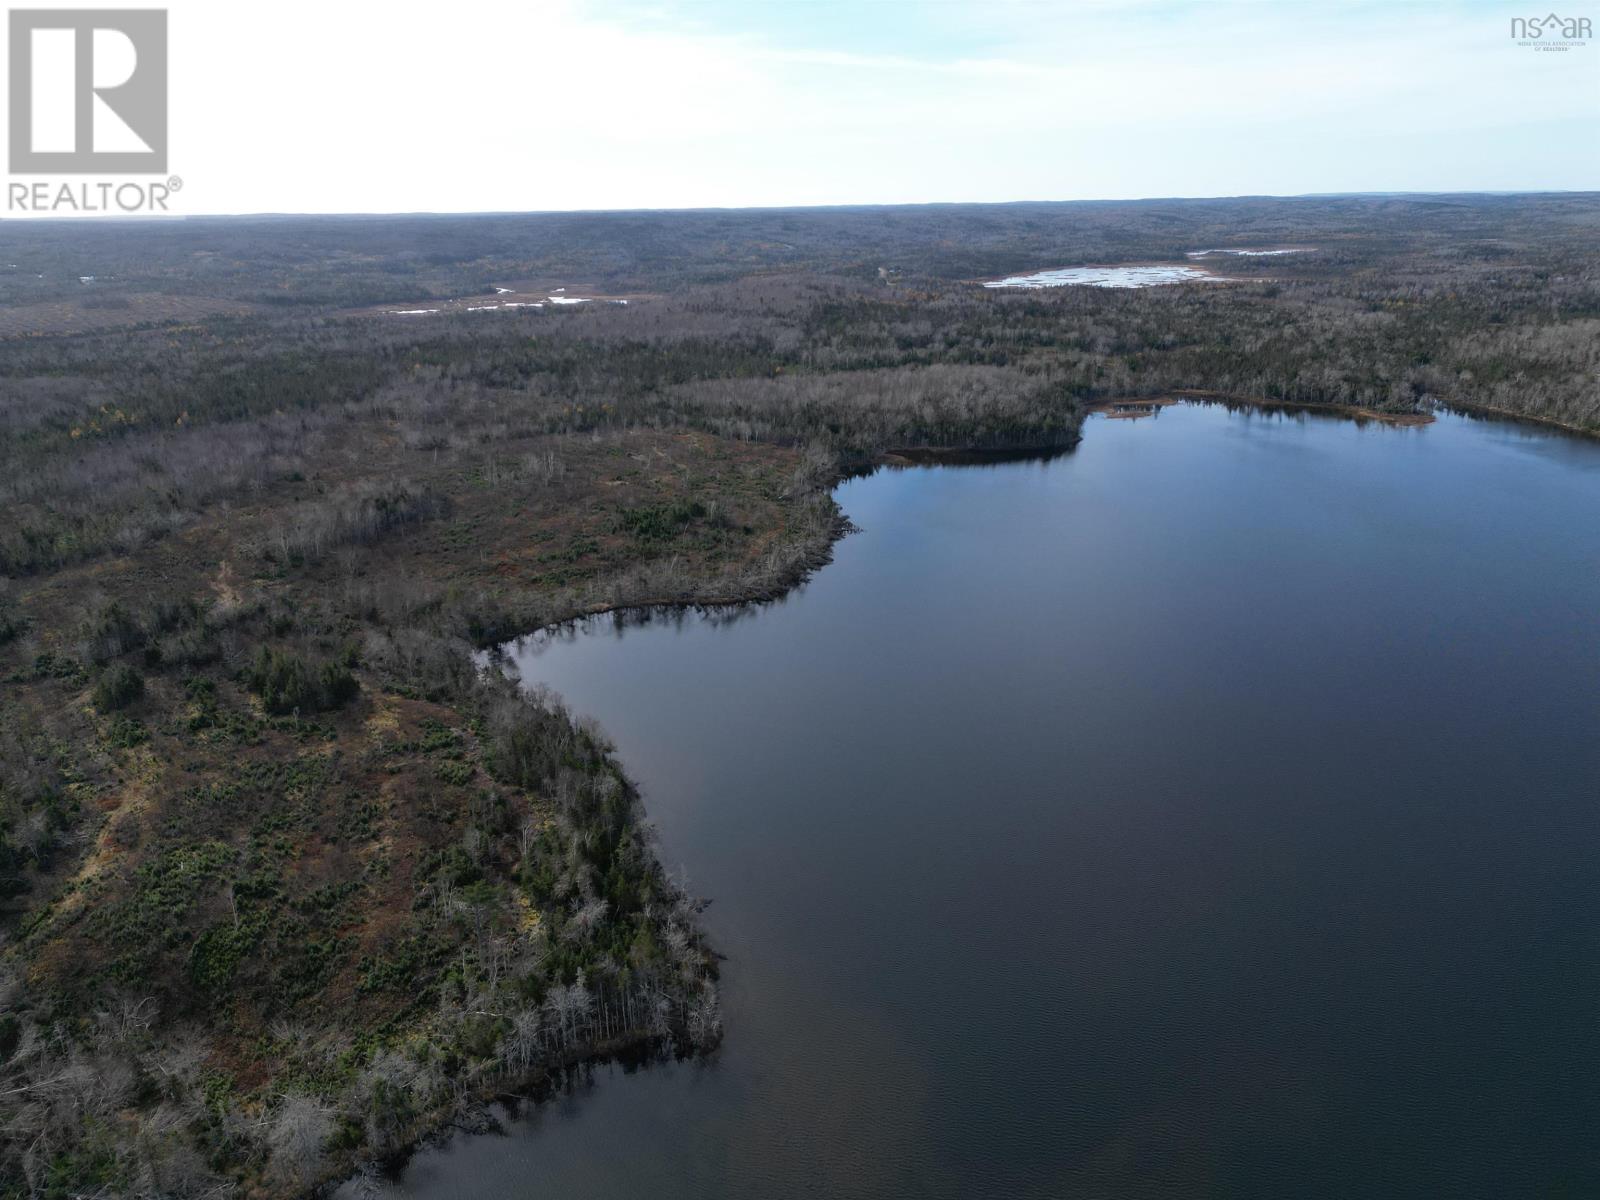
[106,715,149,748]
[619,499,707,543]
[247,647,358,714]
[247,648,314,714]
[83,601,145,663]
[92,664,144,712]
[0,833,29,901]
[319,660,359,709]
[162,625,221,667]
[435,760,474,786]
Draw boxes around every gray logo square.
[9,9,167,174]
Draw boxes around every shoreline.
[1444,400,1600,442]
[479,433,1089,654]
[318,1030,680,1197]
[1159,390,1436,427]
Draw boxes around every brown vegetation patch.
[0,292,267,338]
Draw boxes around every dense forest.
[1,193,1597,1197]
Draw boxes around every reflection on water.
[370,404,1600,1200]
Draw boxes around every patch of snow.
[466,305,500,311]
[984,265,1218,289]
[502,302,543,308]
[493,286,513,294]
[547,295,590,305]
[390,308,440,315]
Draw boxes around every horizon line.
[5,188,1599,224]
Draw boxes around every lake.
[374,402,1600,1198]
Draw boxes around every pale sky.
[6,0,1599,214]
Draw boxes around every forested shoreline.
[1,193,1597,1197]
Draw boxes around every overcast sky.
[9,0,1599,213]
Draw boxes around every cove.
[366,402,1600,1199]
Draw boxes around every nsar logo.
[1510,11,1592,49]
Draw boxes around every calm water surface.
[382,404,1600,1198]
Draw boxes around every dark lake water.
[380,403,1600,1198]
